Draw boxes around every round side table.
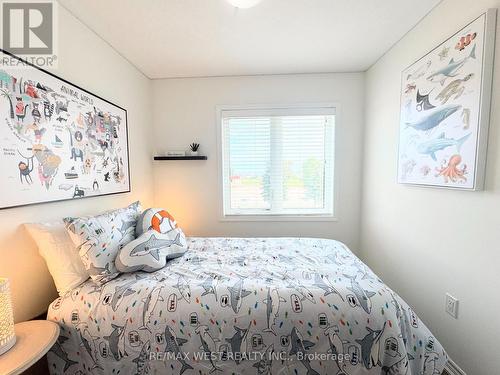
[0,320,60,375]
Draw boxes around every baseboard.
[444,358,466,375]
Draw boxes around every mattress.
[47,237,447,374]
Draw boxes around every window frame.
[216,103,339,222]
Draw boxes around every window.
[219,105,336,219]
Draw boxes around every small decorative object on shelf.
[0,278,16,355]
[166,150,186,157]
[189,143,200,156]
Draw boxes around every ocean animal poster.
[0,49,130,209]
[398,10,496,190]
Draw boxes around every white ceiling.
[58,0,442,79]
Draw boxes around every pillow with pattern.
[117,207,187,272]
[135,207,178,237]
[64,201,141,285]
[115,227,188,273]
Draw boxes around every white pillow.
[25,221,88,296]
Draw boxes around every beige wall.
[152,73,365,250]
[0,4,154,322]
[361,1,500,374]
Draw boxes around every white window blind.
[220,106,335,218]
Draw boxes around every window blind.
[221,107,335,217]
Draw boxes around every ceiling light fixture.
[226,0,262,9]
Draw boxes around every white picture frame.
[397,9,496,190]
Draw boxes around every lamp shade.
[0,278,15,355]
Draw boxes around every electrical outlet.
[445,293,459,319]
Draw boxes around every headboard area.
[0,195,145,322]
[0,220,57,322]
[0,226,57,322]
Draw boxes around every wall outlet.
[445,293,459,319]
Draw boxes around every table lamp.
[0,278,15,355]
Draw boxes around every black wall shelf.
[154,155,207,160]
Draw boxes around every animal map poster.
[398,12,495,189]
[0,50,130,209]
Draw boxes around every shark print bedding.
[47,237,447,375]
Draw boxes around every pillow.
[64,201,141,285]
[25,221,88,296]
[115,228,188,272]
[135,208,177,237]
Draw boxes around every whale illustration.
[405,105,461,132]
[417,132,471,161]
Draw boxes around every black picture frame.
[0,48,131,210]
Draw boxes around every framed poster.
[398,9,496,190]
[0,49,130,209]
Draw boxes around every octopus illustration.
[436,154,467,183]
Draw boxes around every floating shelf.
[153,155,207,160]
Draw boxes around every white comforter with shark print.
[47,237,447,375]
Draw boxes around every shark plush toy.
[116,208,188,273]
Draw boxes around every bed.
[47,237,447,374]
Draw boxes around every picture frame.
[0,49,131,209]
[397,9,496,190]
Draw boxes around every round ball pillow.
[136,208,177,236]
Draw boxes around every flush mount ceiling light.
[226,0,263,9]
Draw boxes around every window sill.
[219,215,338,222]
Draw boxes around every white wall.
[152,74,365,250]
[5,6,496,374]
[0,4,154,322]
[361,1,500,374]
